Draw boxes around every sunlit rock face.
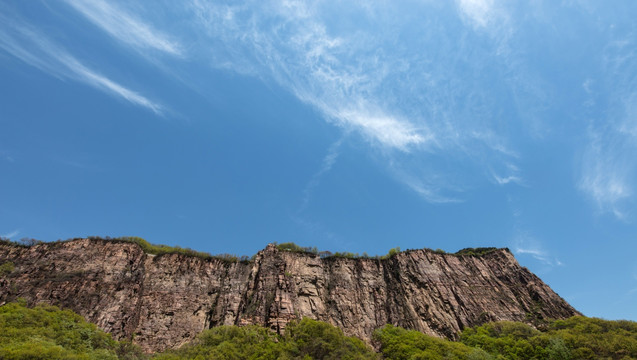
[0,239,579,352]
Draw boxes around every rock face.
[0,239,579,352]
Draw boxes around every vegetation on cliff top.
[2,237,501,263]
[1,301,635,359]
[0,236,249,264]
[108,236,251,263]
[275,241,500,259]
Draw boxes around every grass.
[1,237,504,264]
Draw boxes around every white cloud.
[513,231,563,267]
[187,0,524,202]
[329,106,429,151]
[299,136,345,211]
[189,1,439,152]
[64,0,183,57]
[0,152,15,163]
[492,163,523,186]
[578,109,636,220]
[1,229,20,239]
[390,167,463,204]
[493,174,522,185]
[577,31,637,219]
[4,1,531,204]
[65,56,164,114]
[0,15,163,114]
[578,164,631,220]
[456,0,495,28]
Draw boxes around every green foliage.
[453,248,498,256]
[154,325,284,360]
[1,236,506,263]
[1,300,636,360]
[381,247,401,259]
[276,243,404,260]
[0,301,145,360]
[332,251,360,259]
[277,242,319,255]
[155,318,376,360]
[374,324,488,360]
[111,237,216,260]
[0,261,15,277]
[0,237,29,248]
[376,317,637,359]
[461,317,637,359]
[460,321,543,359]
[277,242,305,252]
[102,236,244,263]
[284,318,377,359]
[0,237,43,247]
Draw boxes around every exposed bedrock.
[0,239,579,352]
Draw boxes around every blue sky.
[1,1,636,321]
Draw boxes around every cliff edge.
[0,239,579,352]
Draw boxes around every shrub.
[454,247,498,256]
[156,318,376,359]
[277,242,305,252]
[0,261,14,277]
[277,242,319,255]
[461,317,637,359]
[383,247,401,259]
[154,325,284,360]
[0,301,145,359]
[332,251,359,259]
[284,318,377,359]
[374,324,483,360]
[110,237,242,263]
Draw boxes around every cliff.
[0,239,579,352]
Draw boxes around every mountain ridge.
[0,237,579,353]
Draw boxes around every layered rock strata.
[0,239,579,352]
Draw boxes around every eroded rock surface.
[0,239,579,352]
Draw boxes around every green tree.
[284,318,377,359]
[0,300,145,359]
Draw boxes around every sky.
[1,0,636,321]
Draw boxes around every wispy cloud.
[613,267,637,306]
[578,137,632,220]
[578,32,637,220]
[491,163,524,186]
[513,231,563,267]
[391,169,464,204]
[327,106,428,151]
[515,247,563,266]
[1,229,20,239]
[290,215,340,249]
[188,0,524,202]
[64,0,183,57]
[299,136,345,212]
[0,151,15,163]
[52,156,104,172]
[0,14,164,114]
[456,0,495,28]
[494,175,522,185]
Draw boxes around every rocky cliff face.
[0,239,579,352]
